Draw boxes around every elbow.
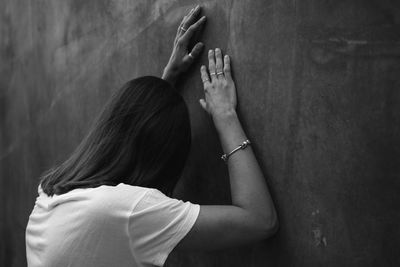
[260,213,279,239]
[267,217,279,237]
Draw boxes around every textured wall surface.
[1,0,400,266]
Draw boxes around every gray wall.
[1,0,400,266]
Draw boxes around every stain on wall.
[1,0,400,266]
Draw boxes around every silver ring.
[210,72,216,76]
[217,71,224,76]
[202,78,210,83]
[180,26,188,33]
[188,53,194,59]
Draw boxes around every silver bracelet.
[221,139,251,162]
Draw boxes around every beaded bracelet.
[221,139,251,162]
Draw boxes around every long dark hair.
[40,76,191,197]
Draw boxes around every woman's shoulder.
[109,184,176,209]
[111,183,153,194]
[36,182,169,214]
[90,183,153,202]
[70,184,154,218]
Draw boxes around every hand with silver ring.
[162,5,207,86]
[199,48,237,119]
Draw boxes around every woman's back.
[26,183,200,267]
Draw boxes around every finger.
[182,5,201,31]
[178,14,188,32]
[175,7,195,43]
[215,48,224,78]
[200,65,211,86]
[178,16,206,47]
[224,54,232,81]
[208,49,217,82]
[174,16,187,44]
[177,8,193,34]
[199,98,207,111]
[183,7,196,26]
[183,42,204,63]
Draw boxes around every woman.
[26,5,278,267]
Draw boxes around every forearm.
[214,111,278,229]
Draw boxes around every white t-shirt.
[25,183,200,267]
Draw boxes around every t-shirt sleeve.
[128,188,200,266]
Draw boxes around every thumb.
[199,99,207,111]
[183,42,204,63]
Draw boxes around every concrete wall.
[1,0,400,266]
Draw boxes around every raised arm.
[175,49,278,251]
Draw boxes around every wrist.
[161,71,178,86]
[213,110,247,154]
[212,109,239,130]
[162,68,179,86]
[213,109,237,120]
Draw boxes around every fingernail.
[209,49,213,53]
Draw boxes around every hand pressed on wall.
[199,48,237,122]
[162,5,206,86]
